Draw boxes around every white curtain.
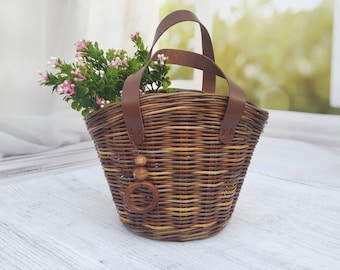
[0,0,158,157]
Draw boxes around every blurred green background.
[159,0,340,114]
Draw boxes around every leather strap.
[122,49,246,146]
[149,10,215,92]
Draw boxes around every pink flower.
[47,56,59,68]
[71,68,86,81]
[108,56,128,69]
[77,60,86,67]
[96,95,104,106]
[96,95,110,108]
[37,71,49,83]
[74,40,91,51]
[74,40,91,57]
[56,80,76,97]
[74,41,85,51]
[130,32,140,41]
[154,54,168,68]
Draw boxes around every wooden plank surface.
[0,111,339,270]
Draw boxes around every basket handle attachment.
[149,10,215,92]
[122,48,246,146]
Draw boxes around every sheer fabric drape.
[0,0,158,157]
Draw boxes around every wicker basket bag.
[85,10,268,241]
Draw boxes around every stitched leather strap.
[122,49,246,146]
[149,10,215,92]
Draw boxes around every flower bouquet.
[39,33,172,116]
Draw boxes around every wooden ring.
[124,182,159,214]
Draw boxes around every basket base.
[119,215,232,242]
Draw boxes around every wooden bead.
[135,154,147,166]
[133,166,149,181]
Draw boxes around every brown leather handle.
[149,10,215,92]
[122,49,246,146]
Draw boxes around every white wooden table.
[0,110,339,270]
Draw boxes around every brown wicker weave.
[86,92,268,241]
[85,10,269,241]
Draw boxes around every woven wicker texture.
[86,91,268,241]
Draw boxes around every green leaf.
[162,80,169,89]
[77,103,83,111]
[81,109,90,117]
[71,101,79,110]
